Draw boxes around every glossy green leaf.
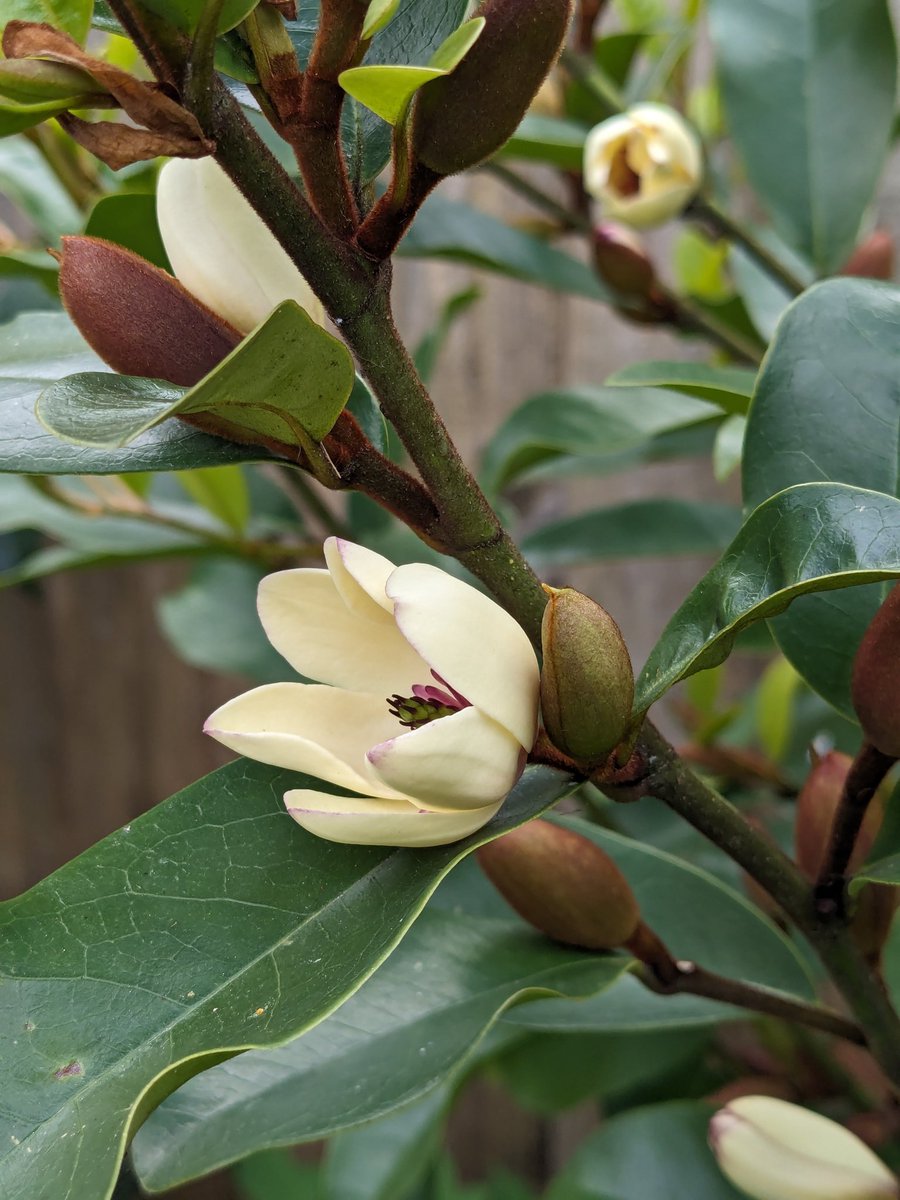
[636,483,900,714]
[132,861,622,1191]
[38,301,354,450]
[0,761,573,1200]
[177,465,250,534]
[1,0,93,44]
[547,1102,743,1200]
[481,387,719,493]
[398,195,611,304]
[522,499,741,566]
[743,279,900,716]
[0,313,266,475]
[324,1089,448,1200]
[607,361,757,416]
[494,1028,708,1114]
[136,0,258,34]
[157,558,298,683]
[363,0,401,40]
[497,115,589,171]
[84,193,171,272]
[708,0,897,273]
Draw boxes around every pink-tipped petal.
[386,564,540,749]
[368,706,524,812]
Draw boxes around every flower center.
[387,672,471,730]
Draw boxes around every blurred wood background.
[3,147,900,1194]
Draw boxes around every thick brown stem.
[355,164,440,260]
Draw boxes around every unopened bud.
[852,584,900,758]
[540,585,634,763]
[592,222,656,298]
[0,57,105,103]
[410,0,573,176]
[58,236,240,387]
[841,230,894,281]
[478,818,640,950]
[709,1096,899,1200]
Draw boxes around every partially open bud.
[709,1096,899,1200]
[795,751,896,962]
[156,157,326,336]
[57,236,240,386]
[477,819,640,950]
[841,230,895,281]
[410,0,573,176]
[852,584,900,758]
[540,585,634,763]
[592,222,656,299]
[583,103,702,228]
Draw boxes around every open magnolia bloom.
[583,102,702,229]
[156,156,326,335]
[205,539,541,847]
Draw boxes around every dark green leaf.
[132,862,624,1191]
[743,279,900,716]
[522,499,741,567]
[708,0,897,273]
[546,1102,743,1200]
[0,761,572,1200]
[636,483,900,714]
[606,361,757,415]
[0,137,80,241]
[481,387,719,493]
[135,0,258,34]
[398,195,610,304]
[37,302,354,450]
[234,1150,322,1200]
[84,193,171,272]
[0,313,268,474]
[1,0,93,44]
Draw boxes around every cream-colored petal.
[257,569,430,693]
[156,157,326,335]
[284,790,502,847]
[323,537,396,617]
[386,564,539,749]
[204,683,412,800]
[367,706,524,812]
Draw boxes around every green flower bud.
[477,819,640,950]
[709,1096,899,1200]
[852,583,900,757]
[0,58,105,104]
[540,585,634,763]
[58,236,240,387]
[410,0,573,177]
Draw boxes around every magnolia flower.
[156,156,325,335]
[709,1096,899,1200]
[205,539,540,847]
[583,103,702,228]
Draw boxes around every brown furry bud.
[410,0,573,176]
[592,222,656,298]
[58,236,240,387]
[852,584,900,758]
[478,819,641,950]
[540,585,634,763]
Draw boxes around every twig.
[689,194,807,296]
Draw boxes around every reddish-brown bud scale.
[411,0,574,176]
[477,818,641,951]
[58,237,241,387]
[592,223,657,299]
[852,583,900,758]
